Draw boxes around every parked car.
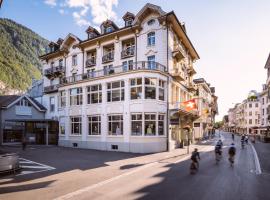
[0,151,20,173]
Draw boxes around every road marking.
[249,142,262,175]
[17,158,55,176]
[54,162,158,200]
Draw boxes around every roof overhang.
[39,49,67,61]
[5,94,46,112]
[166,11,200,61]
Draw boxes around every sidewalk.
[253,140,270,174]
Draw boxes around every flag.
[181,99,197,111]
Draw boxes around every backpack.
[229,146,236,155]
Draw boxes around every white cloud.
[73,11,91,26]
[59,9,65,15]
[66,0,119,26]
[44,0,119,27]
[44,0,57,7]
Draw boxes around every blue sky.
[1,0,270,120]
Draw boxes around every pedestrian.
[22,136,27,151]
[232,133,234,141]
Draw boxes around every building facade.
[193,78,217,139]
[227,91,261,135]
[39,4,205,153]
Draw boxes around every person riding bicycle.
[191,148,200,169]
[245,135,249,144]
[241,135,245,148]
[228,143,236,165]
[217,139,223,147]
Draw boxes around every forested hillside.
[0,18,49,94]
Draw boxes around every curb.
[249,141,262,175]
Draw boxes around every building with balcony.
[227,91,261,135]
[39,3,202,153]
[192,78,217,139]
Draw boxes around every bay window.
[88,115,101,135]
[108,115,123,135]
[107,81,125,102]
[130,78,142,100]
[71,117,81,135]
[159,80,165,101]
[145,78,156,99]
[131,114,142,136]
[87,84,102,104]
[145,113,156,136]
[70,87,83,105]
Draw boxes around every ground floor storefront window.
[88,115,101,135]
[71,117,82,135]
[108,115,123,135]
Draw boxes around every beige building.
[192,78,217,139]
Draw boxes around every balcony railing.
[102,51,114,63]
[60,61,166,85]
[86,58,96,67]
[121,46,135,59]
[44,66,65,79]
[172,44,185,60]
[171,68,184,81]
[44,85,59,94]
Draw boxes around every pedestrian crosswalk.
[18,158,55,176]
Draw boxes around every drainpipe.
[166,15,170,152]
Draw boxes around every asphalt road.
[58,132,270,200]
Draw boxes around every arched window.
[147,32,155,46]
[147,19,155,26]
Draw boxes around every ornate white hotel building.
[39,4,204,153]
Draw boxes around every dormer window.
[125,19,133,27]
[147,19,155,26]
[122,12,135,27]
[105,26,113,33]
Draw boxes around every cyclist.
[215,142,222,163]
[191,148,200,169]
[228,143,236,166]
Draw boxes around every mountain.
[0,18,49,94]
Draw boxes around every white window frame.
[130,78,142,100]
[145,77,157,100]
[131,113,143,136]
[158,80,165,101]
[70,87,83,106]
[59,90,66,108]
[108,114,123,135]
[147,32,155,46]
[144,113,156,136]
[88,115,101,135]
[107,81,125,102]
[50,96,55,112]
[70,116,82,135]
[87,84,102,104]
[158,114,165,136]
[72,55,77,66]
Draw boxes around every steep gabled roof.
[60,33,81,50]
[133,3,166,25]
[101,19,119,30]
[85,26,100,35]
[0,95,20,108]
[0,94,46,112]
[122,12,135,20]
